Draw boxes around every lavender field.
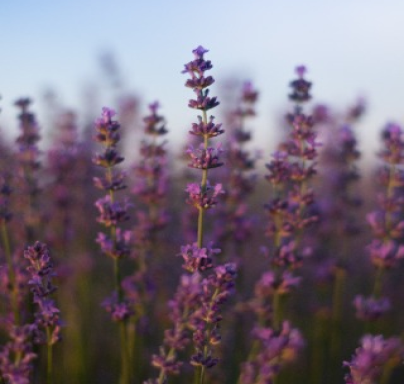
[1,45,404,384]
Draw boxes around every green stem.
[197,207,204,248]
[114,257,123,302]
[46,327,53,384]
[330,267,345,359]
[107,165,130,384]
[199,365,206,384]
[272,291,282,331]
[1,222,19,324]
[372,267,384,298]
[119,321,131,384]
[196,110,209,249]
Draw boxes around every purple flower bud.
[189,115,224,138]
[185,181,224,210]
[187,144,224,169]
[353,295,391,321]
[179,243,220,273]
[344,335,404,384]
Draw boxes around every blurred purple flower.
[353,295,391,321]
[344,334,404,384]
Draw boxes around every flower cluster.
[240,321,305,384]
[214,81,259,247]
[238,67,317,383]
[185,181,224,210]
[93,107,133,324]
[0,325,36,384]
[354,123,404,322]
[93,108,131,261]
[179,243,220,273]
[131,102,169,261]
[148,46,237,384]
[264,67,319,270]
[14,98,42,244]
[24,242,62,345]
[344,335,403,384]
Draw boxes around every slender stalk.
[196,110,209,248]
[272,291,282,331]
[46,327,53,384]
[1,222,19,324]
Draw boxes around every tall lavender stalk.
[14,98,42,244]
[93,107,133,384]
[238,66,318,384]
[215,81,259,255]
[183,46,237,384]
[126,101,169,377]
[344,335,404,384]
[24,242,61,384]
[264,66,319,329]
[0,173,19,325]
[354,123,404,332]
[147,46,236,384]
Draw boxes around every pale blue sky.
[1,0,404,157]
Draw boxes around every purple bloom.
[189,115,224,138]
[186,144,224,169]
[179,243,220,273]
[239,321,304,384]
[353,295,391,321]
[102,293,134,322]
[93,107,120,145]
[367,239,404,269]
[143,101,168,136]
[96,228,132,259]
[255,270,301,297]
[95,195,131,227]
[289,66,312,103]
[24,242,62,346]
[185,181,224,210]
[0,325,36,384]
[344,334,404,384]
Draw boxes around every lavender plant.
[24,241,61,384]
[238,66,319,384]
[147,46,237,384]
[354,123,404,330]
[93,107,133,384]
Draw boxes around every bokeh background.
[1,0,404,156]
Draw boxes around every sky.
[1,0,404,159]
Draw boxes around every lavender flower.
[353,295,391,321]
[13,98,42,244]
[93,107,132,384]
[24,242,61,383]
[213,81,259,249]
[344,335,403,384]
[147,46,235,384]
[353,123,404,332]
[239,321,304,384]
[0,325,36,384]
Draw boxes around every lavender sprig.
[215,81,259,252]
[182,45,224,248]
[0,325,36,384]
[93,107,132,384]
[14,98,42,244]
[353,123,404,331]
[24,241,61,384]
[147,46,236,384]
[344,335,404,384]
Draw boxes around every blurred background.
[1,0,403,158]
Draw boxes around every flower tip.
[101,107,116,121]
[193,45,209,59]
[296,65,307,78]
